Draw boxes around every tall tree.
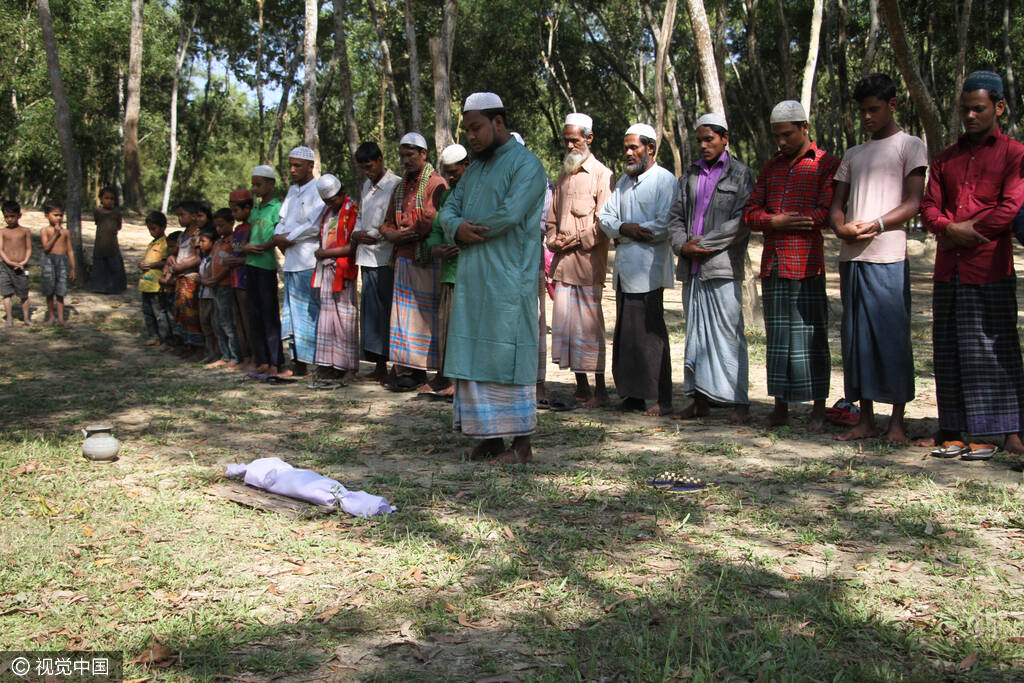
[404,0,422,132]
[684,0,724,113]
[646,0,679,171]
[267,51,303,165]
[1004,0,1019,135]
[775,0,794,98]
[304,0,321,170]
[122,0,145,212]
[861,0,880,76]
[948,0,973,143]
[36,0,84,285]
[367,0,406,134]
[255,0,266,161]
[160,10,196,214]
[430,0,458,155]
[333,0,361,182]
[800,0,824,114]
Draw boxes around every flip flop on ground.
[929,440,969,458]
[961,443,998,461]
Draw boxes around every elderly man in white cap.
[272,145,327,377]
[598,122,678,416]
[667,113,755,424]
[439,92,548,464]
[742,100,840,430]
[311,174,360,382]
[420,143,471,396]
[243,164,285,376]
[379,132,447,391]
[545,112,614,408]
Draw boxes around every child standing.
[172,201,205,359]
[228,190,254,370]
[139,211,171,345]
[40,201,76,326]
[196,228,220,364]
[91,186,127,294]
[243,166,284,376]
[206,209,242,368]
[0,200,32,326]
[159,231,181,347]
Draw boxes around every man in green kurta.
[439,92,548,464]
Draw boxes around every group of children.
[1,199,76,327]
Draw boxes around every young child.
[159,231,182,347]
[0,200,32,327]
[196,227,220,364]
[244,166,285,376]
[172,201,205,359]
[40,200,76,326]
[90,186,127,294]
[206,209,242,368]
[139,211,171,345]
[228,190,254,370]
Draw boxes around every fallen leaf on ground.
[401,567,425,583]
[958,652,978,672]
[266,583,282,596]
[399,620,413,638]
[135,640,175,667]
[315,607,340,623]
[502,526,515,540]
[458,613,493,629]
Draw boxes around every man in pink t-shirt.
[828,73,928,444]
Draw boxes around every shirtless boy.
[40,201,76,326]
[1,200,32,327]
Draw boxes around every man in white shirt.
[273,145,326,376]
[352,142,403,381]
[598,123,677,416]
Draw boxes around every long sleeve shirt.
[742,142,840,279]
[545,154,614,288]
[598,163,677,293]
[276,178,326,272]
[380,168,448,261]
[920,126,1024,284]
[354,170,403,268]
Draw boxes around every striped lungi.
[683,277,748,405]
[933,273,1024,435]
[281,269,319,365]
[550,282,606,373]
[840,260,914,405]
[453,379,537,438]
[314,266,359,371]
[763,273,830,403]
[389,256,441,371]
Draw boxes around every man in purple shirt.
[667,113,755,423]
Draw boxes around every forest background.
[0,0,1017,274]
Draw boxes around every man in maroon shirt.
[743,100,840,431]
[919,71,1024,458]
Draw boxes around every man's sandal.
[961,443,998,461]
[929,440,969,458]
[648,471,707,493]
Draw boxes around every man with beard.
[743,101,839,431]
[545,112,614,407]
[272,146,326,377]
[668,113,755,424]
[918,70,1024,459]
[352,142,403,382]
[439,92,548,464]
[598,123,677,417]
[380,132,447,391]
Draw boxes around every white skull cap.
[510,132,525,145]
[399,132,428,149]
[695,113,728,131]
[770,100,808,123]
[439,143,468,165]
[463,92,503,111]
[625,123,657,140]
[288,145,316,161]
[564,113,593,131]
[316,174,342,200]
[251,165,276,180]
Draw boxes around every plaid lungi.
[281,269,319,365]
[763,272,830,403]
[453,379,537,438]
[389,256,440,371]
[933,273,1024,435]
[550,282,606,373]
[314,266,359,371]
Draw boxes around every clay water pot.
[82,424,120,461]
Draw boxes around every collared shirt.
[742,141,840,279]
[691,151,729,273]
[275,178,326,272]
[545,154,614,288]
[598,163,677,293]
[380,168,448,260]
[921,126,1024,284]
[354,170,403,267]
[246,198,282,271]
[139,235,167,293]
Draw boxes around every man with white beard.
[545,113,614,407]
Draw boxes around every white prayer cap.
[625,123,657,140]
[251,165,276,180]
[770,100,808,123]
[510,132,525,145]
[288,145,316,161]
[564,113,593,131]
[695,113,728,131]
[463,92,503,111]
[439,143,468,165]
[316,174,342,200]
[399,132,428,150]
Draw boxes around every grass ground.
[1,211,1023,682]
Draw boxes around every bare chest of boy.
[45,230,70,255]
[1,228,30,260]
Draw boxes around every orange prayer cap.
[229,189,252,202]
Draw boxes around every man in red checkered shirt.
[743,100,840,431]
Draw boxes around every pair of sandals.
[648,471,707,493]
[929,440,998,461]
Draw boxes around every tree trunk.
[161,11,195,214]
[948,0,973,143]
[799,0,824,115]
[366,0,406,134]
[267,50,303,165]
[256,0,266,162]
[712,0,728,114]
[652,0,678,156]
[861,0,880,76]
[122,0,145,212]
[741,0,775,163]
[683,0,725,113]
[333,0,361,183]
[430,0,458,155]
[666,66,690,168]
[776,0,794,98]
[1005,0,1019,135]
[403,0,422,132]
[304,0,321,171]
[836,0,855,149]
[878,0,943,158]
[36,0,85,285]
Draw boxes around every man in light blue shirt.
[599,123,677,416]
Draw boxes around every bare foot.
[583,393,609,409]
[436,385,455,397]
[225,361,240,370]
[671,403,709,420]
[492,436,532,465]
[276,369,295,378]
[470,438,505,460]
[834,421,881,441]
[728,405,750,425]
[766,405,789,428]
[145,338,161,346]
[885,419,909,445]
[644,403,669,417]
[807,417,826,433]
[573,388,592,404]
[1004,433,1024,454]
[253,364,270,374]
[205,360,227,369]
